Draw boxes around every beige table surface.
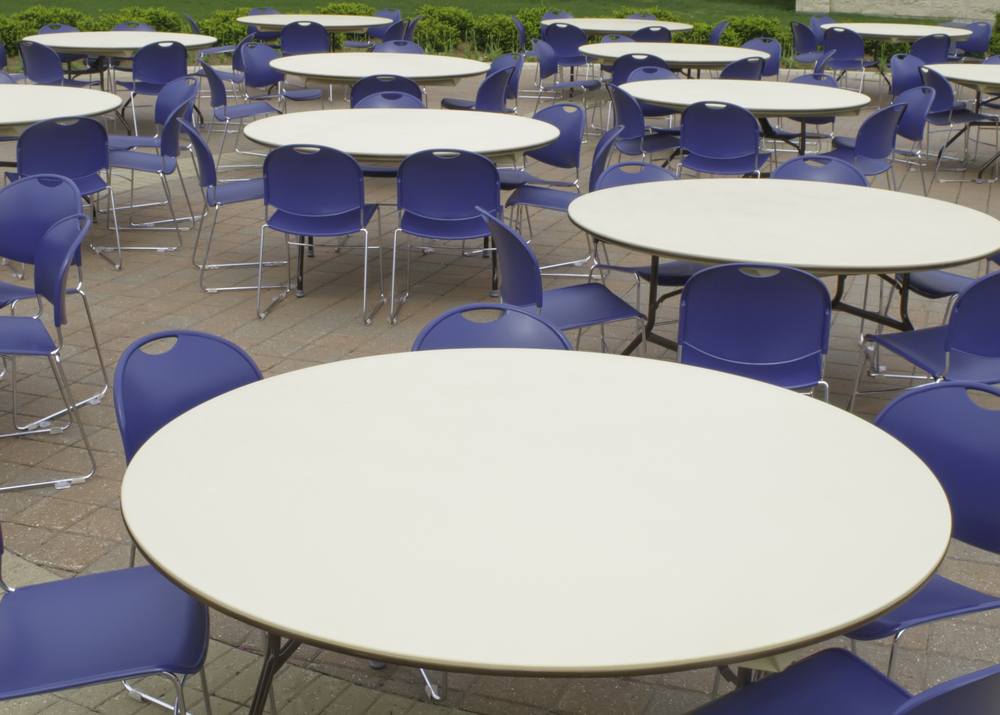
[0,85,123,136]
[568,180,1000,275]
[580,42,768,70]
[821,22,971,42]
[541,17,692,35]
[270,53,489,87]
[121,349,951,675]
[619,78,871,118]
[236,14,391,32]
[243,108,560,164]
[926,62,1000,93]
[22,31,216,57]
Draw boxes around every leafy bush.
[198,7,251,47]
[93,6,185,32]
[472,13,519,54]
[673,21,712,44]
[611,7,681,22]
[0,5,99,57]
[315,3,376,15]
[413,15,462,54]
[513,6,559,46]
[416,5,474,36]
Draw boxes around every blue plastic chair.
[533,40,603,127]
[109,74,197,154]
[790,21,823,66]
[709,20,729,45]
[412,303,573,350]
[920,65,998,183]
[630,25,672,43]
[810,14,835,44]
[509,15,538,67]
[677,101,770,178]
[183,13,237,60]
[0,71,13,84]
[540,10,573,39]
[372,40,424,53]
[545,22,590,76]
[819,103,906,189]
[597,34,635,81]
[240,42,324,108]
[889,53,924,98]
[823,27,877,91]
[772,155,868,186]
[390,150,501,323]
[355,91,425,108]
[499,103,584,192]
[200,59,280,169]
[742,37,781,78]
[607,83,679,161]
[843,381,1000,677]
[441,66,514,113]
[950,21,991,60]
[688,648,1000,715]
[610,53,671,86]
[678,264,832,398]
[246,7,281,43]
[891,85,935,195]
[18,40,98,88]
[594,161,676,189]
[625,65,682,123]
[374,19,409,45]
[116,41,188,134]
[441,54,523,112]
[403,15,422,43]
[718,56,765,80]
[260,145,382,322]
[483,212,645,352]
[280,21,330,55]
[37,23,101,82]
[368,9,402,42]
[350,74,422,107]
[0,214,97,487]
[910,33,950,64]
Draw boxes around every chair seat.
[0,314,58,355]
[600,259,707,287]
[616,132,680,157]
[498,168,577,192]
[550,78,602,92]
[819,148,891,177]
[505,184,577,213]
[535,282,644,331]
[826,58,878,70]
[267,203,377,237]
[927,106,995,126]
[0,281,38,309]
[281,88,323,102]
[207,176,264,207]
[903,270,973,299]
[197,44,237,57]
[117,80,171,96]
[682,345,824,391]
[195,67,242,84]
[216,101,280,122]
[0,566,208,700]
[399,211,491,241]
[108,134,161,151]
[867,324,1000,382]
[343,40,374,49]
[832,135,855,150]
[440,97,476,110]
[847,574,1000,641]
[794,50,825,64]
[110,150,178,175]
[680,152,770,176]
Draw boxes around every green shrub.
[673,21,712,44]
[92,6,185,32]
[472,13,519,54]
[314,3,377,15]
[611,7,681,22]
[1,5,100,57]
[416,5,475,36]
[514,6,559,46]
[198,7,252,47]
[413,15,461,54]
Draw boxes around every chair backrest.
[607,83,648,143]
[594,161,677,190]
[873,382,1000,554]
[911,33,951,64]
[280,21,330,56]
[232,34,257,73]
[199,59,230,110]
[955,21,992,54]
[490,52,524,101]
[823,27,864,62]
[523,102,584,169]
[719,56,765,80]
[154,75,199,127]
[542,10,574,21]
[790,21,818,54]
[113,21,154,31]
[985,54,1000,65]
[611,53,670,85]
[178,117,218,191]
[183,13,200,34]
[546,23,587,59]
[241,41,284,88]
[157,97,194,160]
[587,125,625,192]
[600,34,634,44]
[680,101,761,167]
[943,271,1000,371]
[771,156,869,186]
[533,39,559,80]
[813,48,836,73]
[810,14,835,44]
[34,213,91,329]
[17,117,109,186]
[368,8,401,40]
[510,15,527,52]
[397,149,501,221]
[677,264,831,388]
[354,90,425,108]
[246,7,280,41]
[893,85,935,143]
[372,40,424,53]
[482,212,543,309]
[854,103,906,161]
[0,175,83,266]
[403,15,421,43]
[630,25,672,42]
[19,40,67,85]
[131,41,188,85]
[350,74,422,106]
[263,145,366,220]
[627,66,679,82]
[742,37,781,77]
[114,330,263,464]
[791,71,838,88]
[474,66,514,112]
[920,65,957,113]
[890,53,925,97]
[709,20,729,45]
[0,71,14,84]
[380,19,409,42]
[412,303,572,350]
[39,23,79,33]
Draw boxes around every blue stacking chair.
[533,40,602,128]
[372,40,423,53]
[599,32,635,79]
[483,212,645,352]
[350,74,422,106]
[889,53,924,98]
[0,214,97,489]
[498,102,584,192]
[950,21,991,61]
[184,13,237,60]
[368,8,402,42]
[718,56,765,80]
[844,381,1000,677]
[18,40,98,88]
[245,7,281,43]
[810,14,835,44]
[442,54,523,112]
[631,25,672,42]
[391,150,501,322]
[280,21,330,55]
[625,65,683,126]
[911,33,950,64]
[372,19,409,45]
[240,42,323,108]
[200,59,280,169]
[772,155,869,185]
[819,103,906,189]
[509,16,538,69]
[116,41,188,134]
[790,21,823,66]
[403,15,422,43]
[37,23,102,83]
[109,75,197,152]
[441,66,513,113]
[351,77,424,180]
[354,91,424,108]
[545,22,590,77]
[607,84,679,161]
[709,20,729,44]
[540,10,573,39]
[678,264,832,399]
[610,53,671,86]
[412,303,572,350]
[824,26,877,91]
[742,37,781,78]
[677,101,770,178]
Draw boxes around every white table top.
[236,14,392,32]
[581,42,768,70]
[22,31,216,58]
[568,180,1000,275]
[121,349,951,675]
[243,108,560,164]
[0,85,123,136]
[822,22,971,42]
[926,63,1000,93]
[270,53,489,87]
[541,18,692,35]
[619,78,870,118]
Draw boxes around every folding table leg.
[248,633,302,715]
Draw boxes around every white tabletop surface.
[619,78,871,118]
[0,85,123,136]
[270,53,489,87]
[236,14,392,32]
[568,180,1000,275]
[822,22,971,41]
[581,42,768,70]
[121,349,951,675]
[926,62,1000,93]
[22,31,216,57]
[243,108,560,163]
[541,18,692,35]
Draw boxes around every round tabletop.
[121,349,951,676]
[22,31,216,57]
[568,180,1000,275]
[243,108,561,164]
[619,78,871,118]
[0,85,123,136]
[926,62,1000,93]
[270,53,490,87]
[580,42,768,70]
[541,17,692,35]
[821,22,971,42]
[236,14,392,32]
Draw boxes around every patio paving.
[0,63,999,715]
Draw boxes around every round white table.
[0,85,122,137]
[242,108,560,164]
[821,22,971,42]
[569,180,1000,350]
[581,42,766,71]
[236,14,392,33]
[269,53,489,87]
[541,18,692,36]
[22,31,216,58]
[121,349,951,713]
